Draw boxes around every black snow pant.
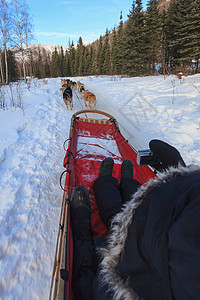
[74,175,141,300]
[93,175,141,229]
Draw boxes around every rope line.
[74,89,88,118]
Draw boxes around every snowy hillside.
[12,42,92,62]
[0,74,200,299]
[11,44,70,62]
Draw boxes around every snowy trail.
[0,81,83,299]
[79,76,163,150]
[79,75,200,164]
[0,75,200,300]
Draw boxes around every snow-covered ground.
[0,74,200,299]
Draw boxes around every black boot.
[70,185,92,235]
[70,185,96,300]
[120,160,141,203]
[121,159,133,181]
[99,158,114,177]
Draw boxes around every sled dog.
[82,90,97,110]
[60,84,73,110]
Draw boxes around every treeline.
[48,0,200,78]
[1,0,200,83]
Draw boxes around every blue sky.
[27,0,148,45]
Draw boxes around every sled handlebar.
[72,109,117,120]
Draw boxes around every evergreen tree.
[115,11,125,74]
[89,45,97,75]
[160,9,168,75]
[34,47,43,78]
[165,0,179,72]
[102,28,111,74]
[65,51,71,76]
[111,28,118,74]
[77,37,84,75]
[51,47,59,77]
[68,41,76,76]
[74,48,79,76]
[74,37,82,75]
[44,52,51,78]
[124,0,146,75]
[144,0,162,75]
[97,35,103,74]
[135,0,146,74]
[192,0,200,71]
[59,46,65,76]
[83,46,90,75]
[174,0,196,72]
[6,50,19,82]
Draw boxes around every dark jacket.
[100,165,200,300]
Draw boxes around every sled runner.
[49,109,156,300]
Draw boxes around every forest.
[0,0,200,84]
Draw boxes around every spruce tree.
[69,41,76,76]
[174,0,196,72]
[97,35,103,74]
[124,0,145,75]
[111,28,118,74]
[44,52,51,78]
[51,47,59,77]
[34,48,43,78]
[89,45,97,75]
[160,9,168,75]
[144,0,161,75]
[65,50,71,76]
[165,0,179,72]
[60,46,65,76]
[83,47,90,75]
[78,37,84,75]
[74,37,84,75]
[115,11,125,74]
[192,0,200,72]
[135,0,146,74]
[6,50,19,82]
[102,29,111,74]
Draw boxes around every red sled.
[49,110,156,300]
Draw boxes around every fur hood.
[100,164,200,300]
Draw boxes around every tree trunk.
[4,45,8,84]
[22,55,27,83]
[0,52,5,84]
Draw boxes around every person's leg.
[92,236,115,300]
[93,158,123,229]
[70,185,96,300]
[149,139,186,171]
[120,160,141,203]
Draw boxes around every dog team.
[60,79,97,110]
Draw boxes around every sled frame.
[49,110,119,300]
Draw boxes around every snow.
[0,74,200,299]
[77,136,123,163]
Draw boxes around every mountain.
[11,44,69,62]
[27,43,69,52]
[12,42,93,62]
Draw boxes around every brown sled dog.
[60,84,73,110]
[77,81,84,91]
[83,90,97,110]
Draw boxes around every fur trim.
[100,164,200,300]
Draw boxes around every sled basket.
[49,109,156,300]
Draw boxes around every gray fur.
[100,164,200,300]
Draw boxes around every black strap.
[64,150,75,168]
